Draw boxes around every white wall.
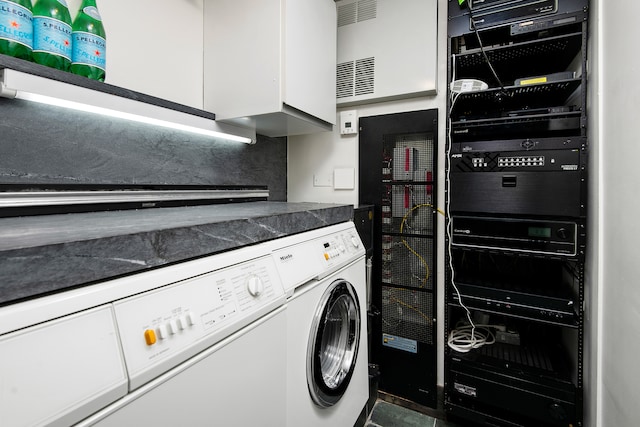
[287,1,449,385]
[595,0,640,425]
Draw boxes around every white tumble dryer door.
[306,279,361,407]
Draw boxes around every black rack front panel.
[445,2,588,425]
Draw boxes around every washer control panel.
[113,255,284,391]
[274,222,365,292]
[320,229,362,267]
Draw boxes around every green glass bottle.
[0,0,33,60]
[32,0,72,71]
[71,0,105,81]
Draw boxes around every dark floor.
[365,397,464,427]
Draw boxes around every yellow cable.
[389,295,434,325]
[399,203,439,287]
[386,202,444,329]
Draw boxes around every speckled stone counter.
[0,202,353,305]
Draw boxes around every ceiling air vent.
[337,0,377,27]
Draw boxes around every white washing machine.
[0,242,287,427]
[272,221,369,427]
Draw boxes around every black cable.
[467,1,509,96]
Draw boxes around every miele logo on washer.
[279,253,294,263]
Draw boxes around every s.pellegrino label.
[0,0,33,59]
[33,15,71,59]
[71,0,106,81]
[72,31,105,70]
[0,1,32,47]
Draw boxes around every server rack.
[445,0,589,425]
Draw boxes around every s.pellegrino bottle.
[32,0,72,71]
[71,0,105,81]
[0,0,33,60]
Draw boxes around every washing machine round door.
[307,279,361,408]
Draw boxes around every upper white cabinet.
[203,0,337,137]
[69,0,205,109]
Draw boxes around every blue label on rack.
[0,1,33,47]
[33,16,71,59]
[72,31,105,70]
[382,333,418,353]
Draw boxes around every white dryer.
[273,221,368,427]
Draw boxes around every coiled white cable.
[447,324,498,353]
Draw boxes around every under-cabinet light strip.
[0,69,255,144]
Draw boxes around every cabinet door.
[284,0,337,124]
[73,0,205,109]
[203,0,282,120]
[359,109,439,409]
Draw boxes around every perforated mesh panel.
[381,234,434,291]
[379,130,436,346]
[382,286,433,344]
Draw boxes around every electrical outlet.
[313,173,332,187]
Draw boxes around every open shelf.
[454,32,583,86]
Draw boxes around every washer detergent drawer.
[0,306,127,427]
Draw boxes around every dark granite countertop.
[0,201,353,305]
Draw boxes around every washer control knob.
[247,275,264,297]
[351,236,360,248]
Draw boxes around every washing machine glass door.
[307,279,361,408]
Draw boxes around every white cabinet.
[68,0,205,109]
[203,0,337,137]
[336,0,438,106]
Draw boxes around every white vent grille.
[337,0,377,27]
[337,61,355,98]
[336,57,376,98]
[355,57,375,95]
[357,0,377,22]
[337,2,357,27]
